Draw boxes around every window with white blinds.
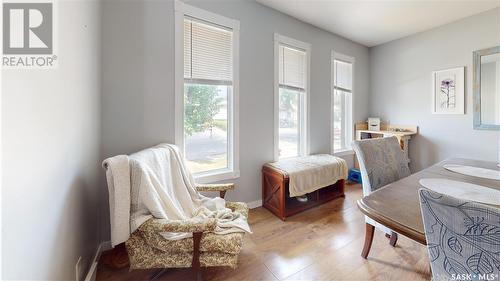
[332,53,354,153]
[274,35,310,160]
[175,2,239,183]
[183,18,233,84]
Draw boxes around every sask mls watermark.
[2,1,57,68]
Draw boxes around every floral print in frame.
[432,67,465,114]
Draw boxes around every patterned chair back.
[352,137,410,196]
[419,188,500,281]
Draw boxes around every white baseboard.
[246,199,262,209]
[84,261,97,281]
[84,241,112,281]
[100,241,112,251]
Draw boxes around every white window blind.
[279,45,306,91]
[184,18,233,84]
[334,60,352,91]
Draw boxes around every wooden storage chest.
[262,164,345,221]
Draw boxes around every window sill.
[333,149,355,157]
[194,169,240,184]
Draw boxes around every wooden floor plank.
[96,184,431,281]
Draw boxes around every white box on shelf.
[368,118,380,131]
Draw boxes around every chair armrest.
[196,183,235,192]
[196,183,235,199]
[141,217,217,233]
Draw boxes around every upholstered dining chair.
[419,188,500,281]
[352,136,411,258]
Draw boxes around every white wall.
[101,0,369,239]
[1,1,102,279]
[370,8,500,172]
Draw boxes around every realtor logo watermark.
[2,1,57,68]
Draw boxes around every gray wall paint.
[370,8,500,172]
[101,0,369,238]
[1,1,102,279]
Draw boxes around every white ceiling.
[256,0,500,47]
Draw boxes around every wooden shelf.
[354,122,418,165]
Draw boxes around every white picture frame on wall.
[432,67,465,114]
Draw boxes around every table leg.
[361,223,375,259]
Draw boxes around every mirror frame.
[473,46,500,130]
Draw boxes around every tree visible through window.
[184,84,222,136]
[184,84,229,173]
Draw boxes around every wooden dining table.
[357,158,500,258]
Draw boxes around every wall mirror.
[473,46,500,130]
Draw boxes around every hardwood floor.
[96,183,431,281]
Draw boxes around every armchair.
[125,183,248,281]
[102,144,250,281]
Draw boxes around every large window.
[175,2,239,182]
[332,53,354,153]
[274,34,310,160]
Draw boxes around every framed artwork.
[432,67,465,114]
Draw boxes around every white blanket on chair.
[103,144,251,247]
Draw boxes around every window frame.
[331,51,355,155]
[273,33,311,161]
[174,1,240,183]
